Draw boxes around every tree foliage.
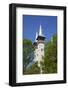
[23,62,40,75]
[23,34,57,74]
[23,39,34,74]
[44,34,57,73]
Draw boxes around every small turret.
[35,32,38,42]
[33,32,38,47]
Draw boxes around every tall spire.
[39,24,42,36]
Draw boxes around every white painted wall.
[34,43,45,67]
[0,0,68,90]
[37,43,44,60]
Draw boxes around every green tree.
[43,34,57,73]
[23,39,34,74]
[23,34,57,75]
[24,62,40,75]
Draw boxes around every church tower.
[33,25,45,69]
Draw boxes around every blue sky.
[23,15,57,42]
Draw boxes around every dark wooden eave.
[36,35,45,40]
[33,42,37,46]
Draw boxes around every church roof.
[37,24,45,40]
[34,24,45,44]
[36,35,45,40]
[33,42,37,46]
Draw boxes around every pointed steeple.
[36,24,45,40]
[39,24,42,36]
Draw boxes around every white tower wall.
[37,43,45,67]
[33,25,45,68]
